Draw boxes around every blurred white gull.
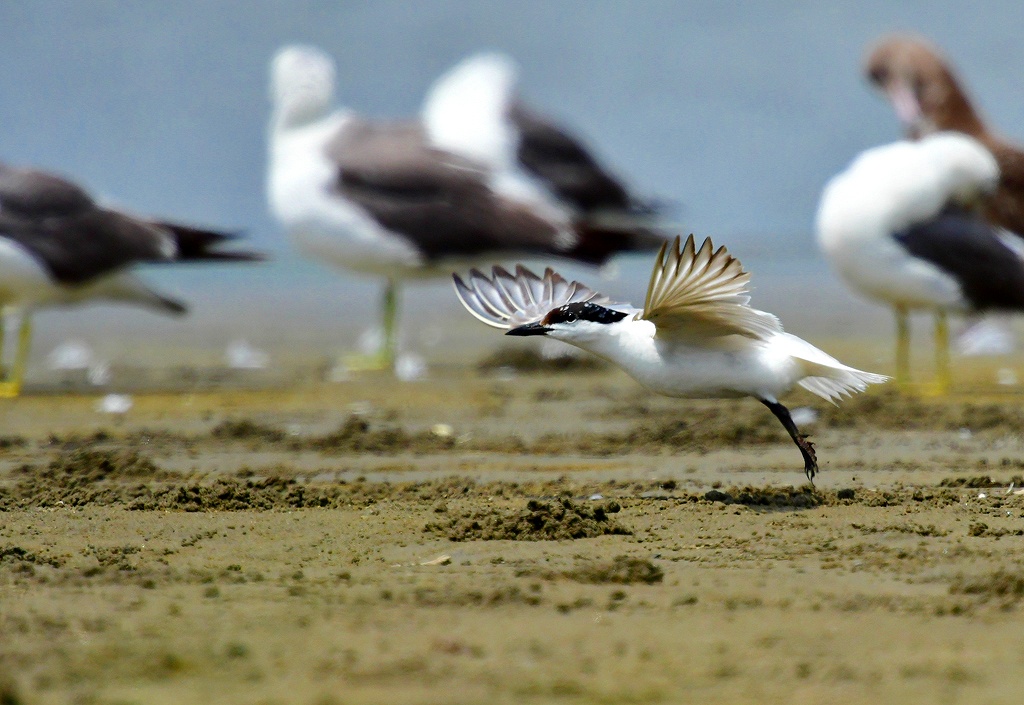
[0,163,262,397]
[816,132,1024,392]
[266,45,664,372]
[422,52,664,231]
[454,235,887,481]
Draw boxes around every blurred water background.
[2,1,1023,376]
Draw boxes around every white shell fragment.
[95,394,133,415]
[225,339,270,369]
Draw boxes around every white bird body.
[816,132,1022,390]
[552,315,863,402]
[454,235,888,480]
[817,133,1000,312]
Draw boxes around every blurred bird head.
[270,45,337,128]
[864,35,982,139]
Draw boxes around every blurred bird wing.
[508,101,632,212]
[0,164,95,216]
[326,119,566,259]
[453,264,627,329]
[642,235,782,341]
[328,119,484,194]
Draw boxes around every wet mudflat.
[3,353,1024,704]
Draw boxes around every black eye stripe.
[543,302,627,326]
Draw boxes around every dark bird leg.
[760,399,818,483]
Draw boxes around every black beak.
[506,322,551,336]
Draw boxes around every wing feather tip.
[454,262,615,330]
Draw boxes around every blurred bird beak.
[886,81,924,137]
[506,322,551,336]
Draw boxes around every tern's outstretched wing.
[453,265,625,329]
[642,234,782,341]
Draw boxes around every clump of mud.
[42,429,115,450]
[36,448,164,483]
[211,419,287,443]
[0,435,27,451]
[821,388,1024,432]
[309,416,456,453]
[425,498,630,541]
[1,448,175,509]
[0,545,63,583]
[33,412,804,460]
[626,416,784,448]
[951,570,1024,607]
[477,347,606,374]
[967,522,1024,538]
[533,414,786,457]
[853,522,949,537]
[203,415,458,454]
[702,485,823,508]
[940,475,1024,488]
[562,556,664,585]
[0,671,23,705]
[0,545,62,569]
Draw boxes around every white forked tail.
[453,265,621,329]
[798,368,890,404]
[780,332,890,403]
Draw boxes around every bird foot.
[798,435,817,483]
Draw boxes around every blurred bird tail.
[151,293,189,317]
[625,194,682,219]
[154,222,267,263]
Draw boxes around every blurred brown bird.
[864,34,1024,238]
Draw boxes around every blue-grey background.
[1,1,1022,368]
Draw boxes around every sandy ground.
[4,344,1024,704]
